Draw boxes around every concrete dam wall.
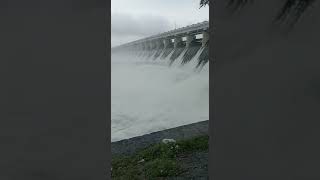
[112,21,209,69]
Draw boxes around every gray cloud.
[111,0,208,47]
[111,13,172,46]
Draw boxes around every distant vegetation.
[200,0,209,8]
[200,0,315,28]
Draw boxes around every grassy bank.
[111,135,208,179]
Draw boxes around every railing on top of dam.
[112,21,209,68]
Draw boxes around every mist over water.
[111,49,209,142]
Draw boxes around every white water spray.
[111,49,208,142]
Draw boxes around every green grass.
[111,135,209,179]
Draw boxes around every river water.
[111,49,209,142]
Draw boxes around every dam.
[111,21,209,142]
[112,21,209,69]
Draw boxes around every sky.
[111,0,209,47]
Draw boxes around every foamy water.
[111,50,209,142]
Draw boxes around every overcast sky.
[111,0,209,47]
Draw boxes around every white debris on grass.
[162,138,176,144]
